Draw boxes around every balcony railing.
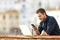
[0,35,60,40]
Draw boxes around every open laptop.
[19,25,32,35]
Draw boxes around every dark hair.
[36,8,46,14]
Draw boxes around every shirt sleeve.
[46,17,56,34]
[38,23,43,34]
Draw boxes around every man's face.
[37,12,46,22]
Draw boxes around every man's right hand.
[31,24,37,31]
[31,24,40,35]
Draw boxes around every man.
[32,8,60,36]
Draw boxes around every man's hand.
[41,31,49,36]
[31,24,40,35]
[31,24,37,31]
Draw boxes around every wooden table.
[0,35,60,40]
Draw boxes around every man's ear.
[43,13,46,15]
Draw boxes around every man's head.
[36,8,46,22]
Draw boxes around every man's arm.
[33,27,49,36]
[43,17,56,35]
[41,31,49,36]
[32,24,43,35]
[32,26,40,35]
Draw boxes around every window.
[3,15,5,20]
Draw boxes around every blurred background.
[0,0,60,35]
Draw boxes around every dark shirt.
[38,15,60,35]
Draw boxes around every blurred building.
[0,10,22,35]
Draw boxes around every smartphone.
[31,24,35,27]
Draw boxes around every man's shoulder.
[48,15,56,22]
[48,16,55,20]
[48,16,55,19]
